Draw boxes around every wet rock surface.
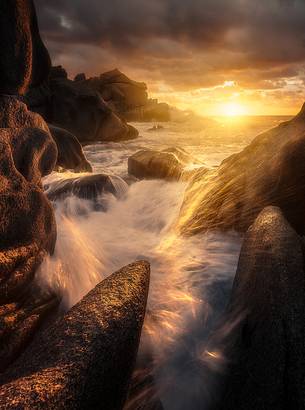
[128,147,204,181]
[46,173,128,203]
[215,207,305,409]
[49,125,92,172]
[178,106,305,235]
[0,261,150,410]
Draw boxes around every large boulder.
[0,0,50,95]
[0,261,150,410]
[83,69,170,122]
[215,207,305,409]
[178,105,305,235]
[0,0,58,375]
[26,66,139,143]
[46,173,128,203]
[86,69,148,113]
[49,125,92,172]
[0,96,58,371]
[128,147,204,181]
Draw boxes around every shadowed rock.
[46,173,128,203]
[83,69,170,122]
[0,261,150,410]
[26,66,139,143]
[128,147,204,181]
[27,0,51,88]
[178,105,305,235]
[49,125,92,172]
[0,0,50,95]
[215,207,305,409]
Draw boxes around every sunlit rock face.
[178,104,305,235]
[49,125,92,172]
[0,261,150,410]
[0,0,58,372]
[0,97,58,371]
[128,147,205,181]
[26,66,139,143]
[215,207,305,409]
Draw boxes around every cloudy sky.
[36,0,305,116]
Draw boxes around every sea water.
[38,116,290,409]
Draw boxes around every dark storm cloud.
[35,0,305,89]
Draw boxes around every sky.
[36,0,305,116]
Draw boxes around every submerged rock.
[216,207,305,409]
[46,173,128,203]
[128,147,204,181]
[49,125,92,172]
[178,105,305,235]
[0,261,150,410]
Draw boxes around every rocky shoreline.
[1,1,305,409]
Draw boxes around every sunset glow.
[221,102,248,117]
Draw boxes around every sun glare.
[221,102,247,117]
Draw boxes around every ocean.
[39,115,291,409]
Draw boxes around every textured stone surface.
[216,207,305,409]
[178,106,305,235]
[0,108,58,370]
[0,261,150,410]
[49,125,92,172]
[128,147,203,181]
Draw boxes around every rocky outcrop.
[0,0,50,95]
[26,66,139,143]
[215,207,305,409]
[49,125,92,172]
[0,97,58,371]
[46,173,128,203]
[0,0,59,373]
[83,69,170,122]
[178,105,305,235]
[128,147,204,181]
[0,261,150,410]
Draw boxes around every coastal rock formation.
[0,99,58,371]
[178,105,305,235]
[46,173,128,202]
[0,0,59,373]
[217,207,305,409]
[0,0,50,95]
[26,66,139,143]
[128,147,204,181]
[82,69,170,122]
[0,261,150,410]
[49,125,92,172]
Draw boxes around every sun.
[221,102,247,117]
